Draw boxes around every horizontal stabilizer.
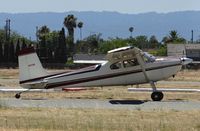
[0,88,54,92]
[21,80,48,89]
[128,88,200,92]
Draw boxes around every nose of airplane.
[180,57,193,65]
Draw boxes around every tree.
[169,30,178,42]
[64,14,77,56]
[129,27,134,37]
[55,28,67,63]
[77,33,103,53]
[38,26,50,61]
[135,35,148,49]
[3,42,9,62]
[38,25,50,37]
[9,40,15,63]
[78,21,83,40]
[99,37,128,54]
[162,36,171,44]
[45,31,59,63]
[39,36,47,61]
[64,14,77,40]
[127,37,137,47]
[149,35,159,48]
[15,39,20,63]
[21,39,27,49]
[163,30,186,44]
[0,41,3,62]
[0,28,33,66]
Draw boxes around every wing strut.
[135,49,164,101]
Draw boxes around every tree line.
[0,29,32,67]
[0,14,188,68]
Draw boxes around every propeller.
[180,50,193,65]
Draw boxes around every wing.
[0,88,47,92]
[106,46,141,62]
[73,60,107,64]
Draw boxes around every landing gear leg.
[150,81,164,101]
[15,89,30,99]
[136,54,164,101]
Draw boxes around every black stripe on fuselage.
[45,63,181,89]
[19,65,101,84]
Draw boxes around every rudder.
[18,47,48,83]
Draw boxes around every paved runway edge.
[0,99,200,111]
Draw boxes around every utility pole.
[8,19,10,40]
[36,26,39,42]
[191,30,193,43]
[5,19,11,41]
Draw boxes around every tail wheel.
[151,92,164,101]
[15,93,21,99]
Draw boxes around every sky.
[0,0,199,14]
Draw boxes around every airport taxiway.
[0,98,200,111]
[0,80,199,110]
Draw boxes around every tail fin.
[18,47,48,83]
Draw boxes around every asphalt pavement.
[0,98,200,111]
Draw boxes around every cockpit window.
[123,58,139,68]
[110,61,122,70]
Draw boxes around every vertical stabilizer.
[18,47,48,83]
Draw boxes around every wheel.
[151,92,164,101]
[15,93,21,99]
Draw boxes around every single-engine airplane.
[15,46,192,101]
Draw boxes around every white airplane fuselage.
[20,57,182,89]
[48,59,181,88]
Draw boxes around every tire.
[151,92,164,101]
[15,93,21,99]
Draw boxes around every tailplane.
[18,47,48,83]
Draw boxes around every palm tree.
[38,25,50,35]
[165,30,186,44]
[63,14,77,41]
[169,30,178,42]
[78,22,83,40]
[63,14,77,57]
[129,27,134,37]
[38,25,50,40]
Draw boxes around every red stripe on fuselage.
[18,47,35,56]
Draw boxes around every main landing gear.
[150,81,164,101]
[151,91,164,101]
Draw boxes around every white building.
[167,44,200,61]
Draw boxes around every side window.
[110,61,122,70]
[143,56,149,63]
[123,59,139,68]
